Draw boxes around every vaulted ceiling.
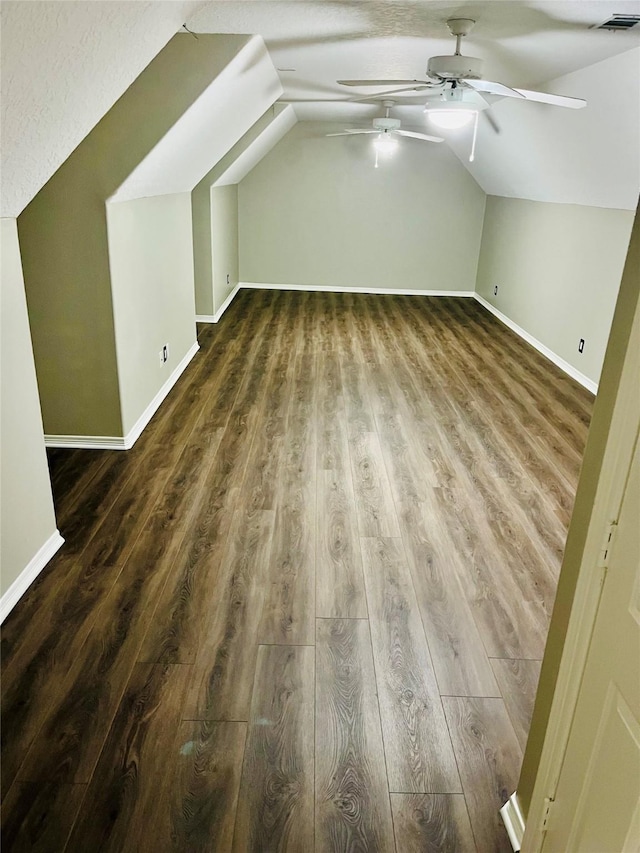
[2,0,639,217]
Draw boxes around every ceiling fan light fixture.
[427,109,476,130]
[373,131,398,155]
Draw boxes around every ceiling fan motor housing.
[373,117,401,131]
[427,54,484,80]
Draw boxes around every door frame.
[521,221,640,852]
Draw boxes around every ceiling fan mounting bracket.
[446,18,475,38]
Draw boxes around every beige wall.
[518,204,640,814]
[106,194,197,435]
[18,34,249,438]
[192,104,293,317]
[193,183,239,319]
[211,185,239,312]
[193,178,214,317]
[1,219,58,596]
[476,196,635,385]
[238,122,486,291]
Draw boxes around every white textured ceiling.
[109,36,282,201]
[186,0,640,207]
[2,1,639,215]
[189,1,640,101]
[0,0,203,217]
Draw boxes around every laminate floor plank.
[377,347,549,660]
[185,507,276,721]
[259,491,316,646]
[2,291,591,851]
[390,793,477,853]
[490,658,543,751]
[361,537,461,794]
[410,299,576,564]
[258,354,317,646]
[14,540,177,785]
[48,449,112,524]
[233,644,315,851]
[0,781,87,853]
[65,662,247,853]
[1,422,228,795]
[63,662,192,851]
[462,299,593,429]
[397,499,501,698]
[315,618,396,853]
[365,361,500,695]
[316,469,367,619]
[316,351,350,472]
[170,720,247,853]
[137,294,284,664]
[443,697,523,853]
[340,360,376,438]
[417,299,586,505]
[350,430,401,538]
[373,374,541,658]
[387,300,565,598]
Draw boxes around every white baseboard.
[0,530,64,623]
[501,792,525,851]
[241,282,475,297]
[44,342,200,451]
[196,283,242,324]
[44,433,130,450]
[474,294,598,395]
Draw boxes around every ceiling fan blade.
[337,79,432,87]
[513,88,587,109]
[466,79,525,99]
[325,130,379,137]
[395,129,444,143]
[348,86,432,102]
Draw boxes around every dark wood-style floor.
[1,290,593,852]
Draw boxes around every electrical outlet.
[159,349,164,365]
[227,273,230,285]
[494,285,498,296]
[578,338,585,354]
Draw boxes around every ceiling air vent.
[591,14,640,30]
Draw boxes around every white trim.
[196,283,473,325]
[241,282,475,297]
[196,283,242,324]
[123,341,200,447]
[44,434,129,450]
[1,531,64,623]
[501,792,525,851]
[44,342,199,451]
[473,294,598,395]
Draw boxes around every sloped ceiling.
[0,0,204,217]
[445,47,640,209]
[211,104,297,187]
[110,36,283,201]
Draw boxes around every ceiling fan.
[326,100,443,147]
[337,18,588,115]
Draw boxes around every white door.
[542,428,640,852]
